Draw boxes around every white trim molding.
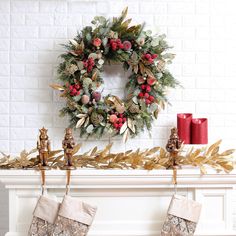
[1,169,236,236]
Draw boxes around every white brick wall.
[1,0,236,234]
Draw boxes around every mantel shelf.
[1,169,236,236]
[0,169,236,189]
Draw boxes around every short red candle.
[177,113,192,144]
[191,118,208,144]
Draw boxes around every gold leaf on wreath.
[145,68,155,78]
[121,6,128,19]
[106,96,125,113]
[139,62,145,75]
[121,18,132,29]
[69,39,79,48]
[120,121,128,134]
[122,129,129,143]
[133,65,138,74]
[154,109,159,119]
[50,84,65,91]
[92,70,98,81]
[76,117,86,128]
[84,117,90,127]
[127,118,135,133]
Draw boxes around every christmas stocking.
[52,195,97,236]
[28,195,60,236]
[161,194,202,236]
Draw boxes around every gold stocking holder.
[166,127,182,192]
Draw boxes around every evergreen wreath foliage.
[52,8,178,141]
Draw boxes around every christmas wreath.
[52,8,178,141]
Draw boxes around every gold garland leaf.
[0,141,235,173]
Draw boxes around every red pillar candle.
[177,113,192,144]
[191,118,208,144]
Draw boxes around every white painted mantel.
[0,169,236,236]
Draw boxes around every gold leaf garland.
[0,140,235,173]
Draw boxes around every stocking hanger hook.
[40,169,46,195]
[166,127,182,194]
[66,169,71,195]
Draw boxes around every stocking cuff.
[58,195,97,225]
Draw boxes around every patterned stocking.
[161,195,202,236]
[28,196,60,236]
[52,195,97,236]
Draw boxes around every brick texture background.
[1,0,236,234]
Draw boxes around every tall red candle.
[177,113,192,144]
[191,118,208,144]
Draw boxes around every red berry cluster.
[69,84,81,96]
[113,113,127,131]
[138,84,155,105]
[83,57,95,73]
[109,38,124,51]
[142,53,158,64]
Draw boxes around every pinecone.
[90,112,104,126]
[128,103,140,114]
